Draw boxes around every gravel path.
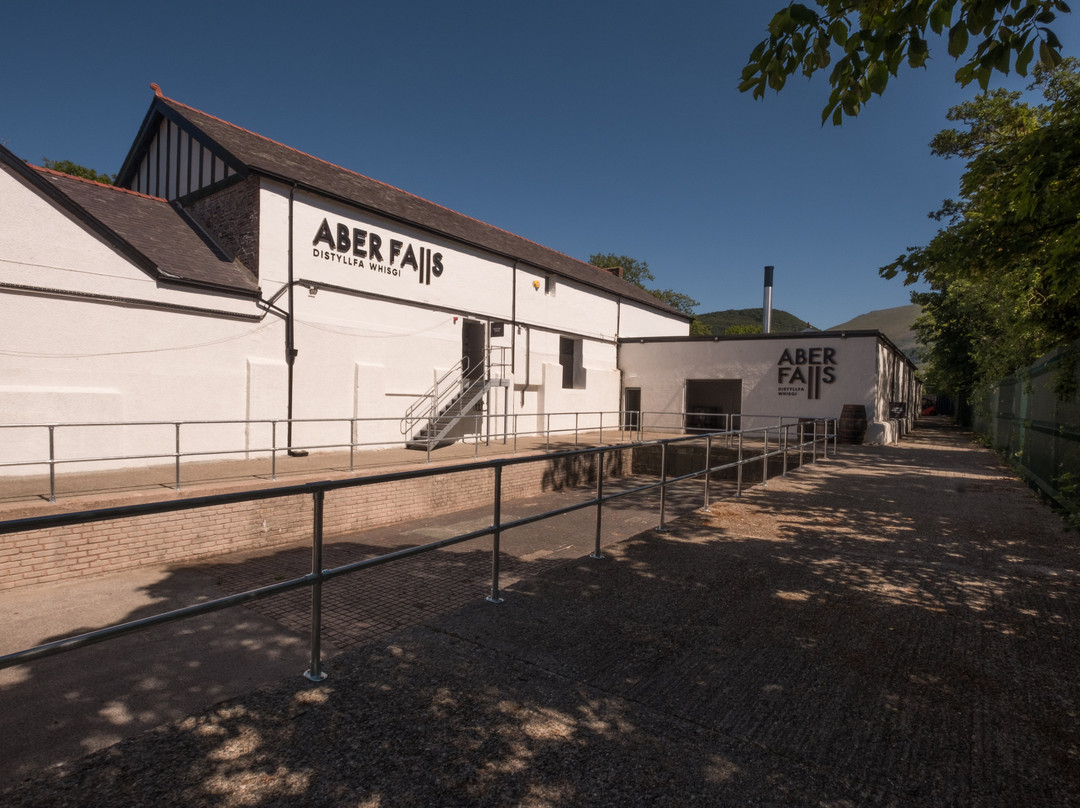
[3,418,1077,806]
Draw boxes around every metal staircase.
[402,347,509,451]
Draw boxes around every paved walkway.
[3,419,1078,806]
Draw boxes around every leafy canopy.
[881,58,1080,399]
[741,0,1071,124]
[41,159,115,185]
[589,252,711,334]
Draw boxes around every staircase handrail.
[400,345,509,436]
[400,357,469,434]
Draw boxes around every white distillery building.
[619,331,920,444]
[0,86,690,474]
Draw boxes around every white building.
[0,86,689,472]
[1,86,920,478]
[619,331,919,444]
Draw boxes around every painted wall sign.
[312,218,444,284]
[776,347,837,400]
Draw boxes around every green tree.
[741,1,1071,124]
[41,159,115,185]
[588,253,656,288]
[724,324,765,335]
[589,252,711,334]
[882,58,1080,400]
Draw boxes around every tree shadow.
[4,421,1079,805]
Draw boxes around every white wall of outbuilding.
[619,333,918,442]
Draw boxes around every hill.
[696,308,812,335]
[828,303,921,361]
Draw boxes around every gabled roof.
[116,87,688,319]
[0,143,258,296]
[41,170,260,295]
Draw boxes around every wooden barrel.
[838,404,867,444]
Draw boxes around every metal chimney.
[762,265,774,334]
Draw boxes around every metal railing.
[0,419,836,681]
[400,346,510,436]
[0,410,824,502]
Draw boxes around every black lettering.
[400,244,418,270]
[352,228,367,257]
[823,347,837,364]
[823,367,836,384]
[336,223,350,253]
[778,367,791,383]
[313,219,335,249]
[432,253,444,277]
[389,239,403,265]
[778,349,794,365]
[789,367,807,383]
[368,233,383,262]
[809,348,822,364]
[795,348,807,365]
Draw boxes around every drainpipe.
[286,185,308,457]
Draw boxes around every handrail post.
[546,413,551,449]
[513,413,518,454]
[349,418,356,474]
[575,412,579,446]
[304,489,328,682]
[591,451,605,559]
[762,427,769,487]
[271,420,278,481]
[48,425,56,503]
[782,424,789,476]
[487,465,504,603]
[657,442,669,533]
[812,420,819,463]
[598,411,603,444]
[703,433,712,510]
[736,430,744,497]
[174,422,181,491]
[474,414,480,458]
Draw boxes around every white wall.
[0,166,691,477]
[620,335,889,434]
[0,164,279,474]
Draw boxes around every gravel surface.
[3,418,1078,806]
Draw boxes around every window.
[560,337,585,389]
[545,275,556,296]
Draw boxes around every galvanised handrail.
[0,419,836,682]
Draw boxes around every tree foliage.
[741,0,1071,124]
[41,159,115,185]
[589,252,712,333]
[881,58,1080,400]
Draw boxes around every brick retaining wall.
[0,449,632,591]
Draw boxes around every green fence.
[973,341,1080,525]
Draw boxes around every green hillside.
[828,304,922,361]
[696,308,813,335]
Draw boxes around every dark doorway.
[623,387,641,430]
[685,379,741,431]
[462,320,486,381]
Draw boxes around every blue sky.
[3,1,1078,328]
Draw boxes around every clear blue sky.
[3,1,1078,328]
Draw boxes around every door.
[623,388,641,430]
[462,320,486,382]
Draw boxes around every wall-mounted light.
[532,280,541,290]
[307,286,318,297]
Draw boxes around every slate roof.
[125,89,686,319]
[37,168,259,295]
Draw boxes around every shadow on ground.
[4,420,1078,805]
